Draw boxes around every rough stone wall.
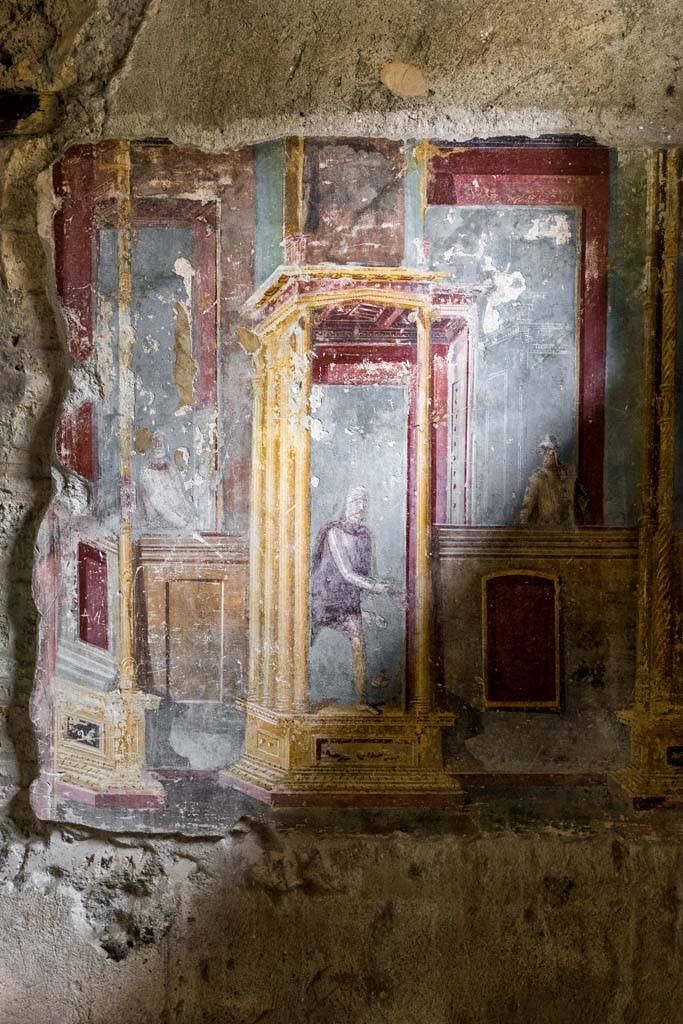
[1,2,683,1021]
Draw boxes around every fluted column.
[261,343,281,708]
[275,334,296,711]
[652,148,680,707]
[292,317,311,713]
[411,304,432,712]
[247,350,266,704]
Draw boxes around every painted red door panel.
[78,542,109,650]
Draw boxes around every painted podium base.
[221,703,463,808]
[617,706,683,806]
[56,777,166,808]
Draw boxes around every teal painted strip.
[402,140,424,267]
[254,140,285,285]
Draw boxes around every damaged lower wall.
[2,1,683,1021]
[3,813,683,1024]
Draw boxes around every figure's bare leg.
[350,634,367,705]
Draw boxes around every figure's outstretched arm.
[328,529,387,593]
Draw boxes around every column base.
[52,682,165,808]
[221,703,463,807]
[617,706,683,804]
[221,759,463,807]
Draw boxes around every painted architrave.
[427,146,610,523]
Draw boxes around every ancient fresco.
[31,139,649,832]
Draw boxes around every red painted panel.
[431,352,449,524]
[485,574,558,706]
[53,142,120,362]
[53,146,95,362]
[55,402,96,481]
[78,542,109,650]
[427,149,609,523]
[303,139,405,266]
[429,146,610,188]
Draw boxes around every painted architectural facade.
[31,138,677,833]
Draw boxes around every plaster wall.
[1,2,683,1021]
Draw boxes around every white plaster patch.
[310,385,324,412]
[481,260,526,335]
[308,417,328,441]
[62,363,104,413]
[292,350,309,381]
[134,377,156,415]
[52,468,90,516]
[173,257,195,300]
[525,213,573,245]
[442,235,487,263]
[95,298,115,399]
[141,333,160,354]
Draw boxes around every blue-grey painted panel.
[426,204,579,525]
[130,225,215,533]
[309,384,408,708]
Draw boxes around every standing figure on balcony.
[519,434,588,527]
[310,485,402,710]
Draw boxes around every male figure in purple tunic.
[311,485,399,708]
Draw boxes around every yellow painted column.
[261,342,281,708]
[292,316,311,713]
[652,148,681,707]
[275,335,295,711]
[412,304,432,713]
[247,349,266,704]
[284,137,305,238]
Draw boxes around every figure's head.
[345,485,369,522]
[537,434,560,467]
[151,430,166,456]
